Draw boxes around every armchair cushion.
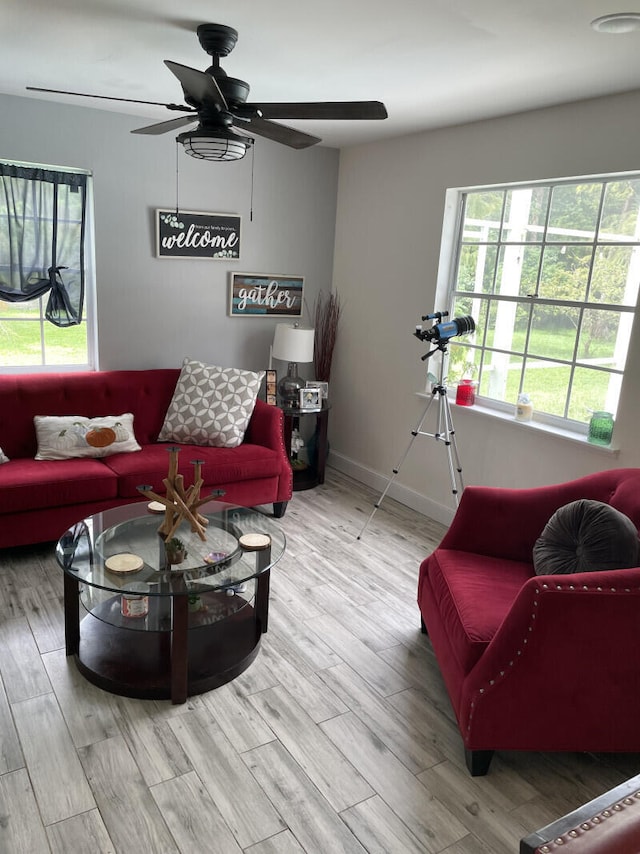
[533,498,639,575]
[426,549,532,674]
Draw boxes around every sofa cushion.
[158,359,264,449]
[533,498,640,576]
[426,549,533,675]
[34,413,141,460]
[0,458,118,515]
[103,442,283,499]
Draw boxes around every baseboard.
[329,452,456,527]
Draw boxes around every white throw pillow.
[34,413,141,460]
[0,447,8,464]
[158,358,265,449]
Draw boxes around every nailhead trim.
[531,790,640,849]
[466,583,640,737]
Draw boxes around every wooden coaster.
[147,501,166,514]
[105,553,144,574]
[239,533,271,552]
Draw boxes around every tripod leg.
[442,394,464,500]
[357,394,437,539]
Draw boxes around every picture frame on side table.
[300,387,322,411]
[305,380,329,401]
[266,370,277,406]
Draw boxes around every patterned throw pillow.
[34,413,141,460]
[158,359,265,449]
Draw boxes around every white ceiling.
[4,0,640,149]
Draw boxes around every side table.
[280,402,330,491]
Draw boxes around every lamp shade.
[272,324,315,364]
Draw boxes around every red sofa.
[0,369,292,549]
[417,468,640,775]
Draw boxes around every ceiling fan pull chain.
[175,138,180,214]
[250,144,255,222]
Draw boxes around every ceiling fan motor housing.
[197,24,239,58]
[208,73,250,106]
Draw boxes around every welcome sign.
[156,209,241,259]
[229,273,304,317]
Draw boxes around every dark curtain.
[0,163,88,327]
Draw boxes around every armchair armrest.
[459,567,640,752]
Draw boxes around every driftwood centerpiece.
[137,447,220,547]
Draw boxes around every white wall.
[330,90,640,524]
[0,93,339,374]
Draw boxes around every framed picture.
[266,369,278,406]
[306,380,329,401]
[156,209,241,259]
[299,387,322,411]
[229,273,304,317]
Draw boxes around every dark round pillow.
[533,498,640,576]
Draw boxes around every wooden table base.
[69,588,264,703]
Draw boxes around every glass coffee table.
[56,501,286,704]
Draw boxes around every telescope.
[415,314,475,344]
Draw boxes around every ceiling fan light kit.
[26,22,387,162]
[177,127,253,161]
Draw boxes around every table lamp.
[271,323,315,407]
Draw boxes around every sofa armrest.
[244,399,286,452]
[439,472,632,562]
[458,567,640,751]
[243,400,292,505]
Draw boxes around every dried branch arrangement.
[313,290,342,382]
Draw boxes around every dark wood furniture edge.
[520,773,640,853]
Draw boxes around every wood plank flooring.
[0,468,638,853]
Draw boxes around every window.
[0,160,96,370]
[445,174,640,430]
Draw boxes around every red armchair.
[417,468,640,776]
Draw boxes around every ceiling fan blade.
[26,86,193,113]
[164,61,227,111]
[131,116,198,135]
[242,101,388,121]
[234,116,321,149]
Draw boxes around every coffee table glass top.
[56,501,286,596]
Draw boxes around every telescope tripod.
[357,342,464,540]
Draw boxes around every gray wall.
[5,88,640,526]
[331,90,640,524]
[0,93,339,374]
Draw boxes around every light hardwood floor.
[1,468,638,853]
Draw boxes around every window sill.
[415,392,619,453]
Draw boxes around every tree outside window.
[446,175,640,427]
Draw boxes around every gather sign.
[229,273,304,317]
[156,209,241,259]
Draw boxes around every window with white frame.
[0,160,96,371]
[445,174,640,430]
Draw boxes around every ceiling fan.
[27,23,388,161]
